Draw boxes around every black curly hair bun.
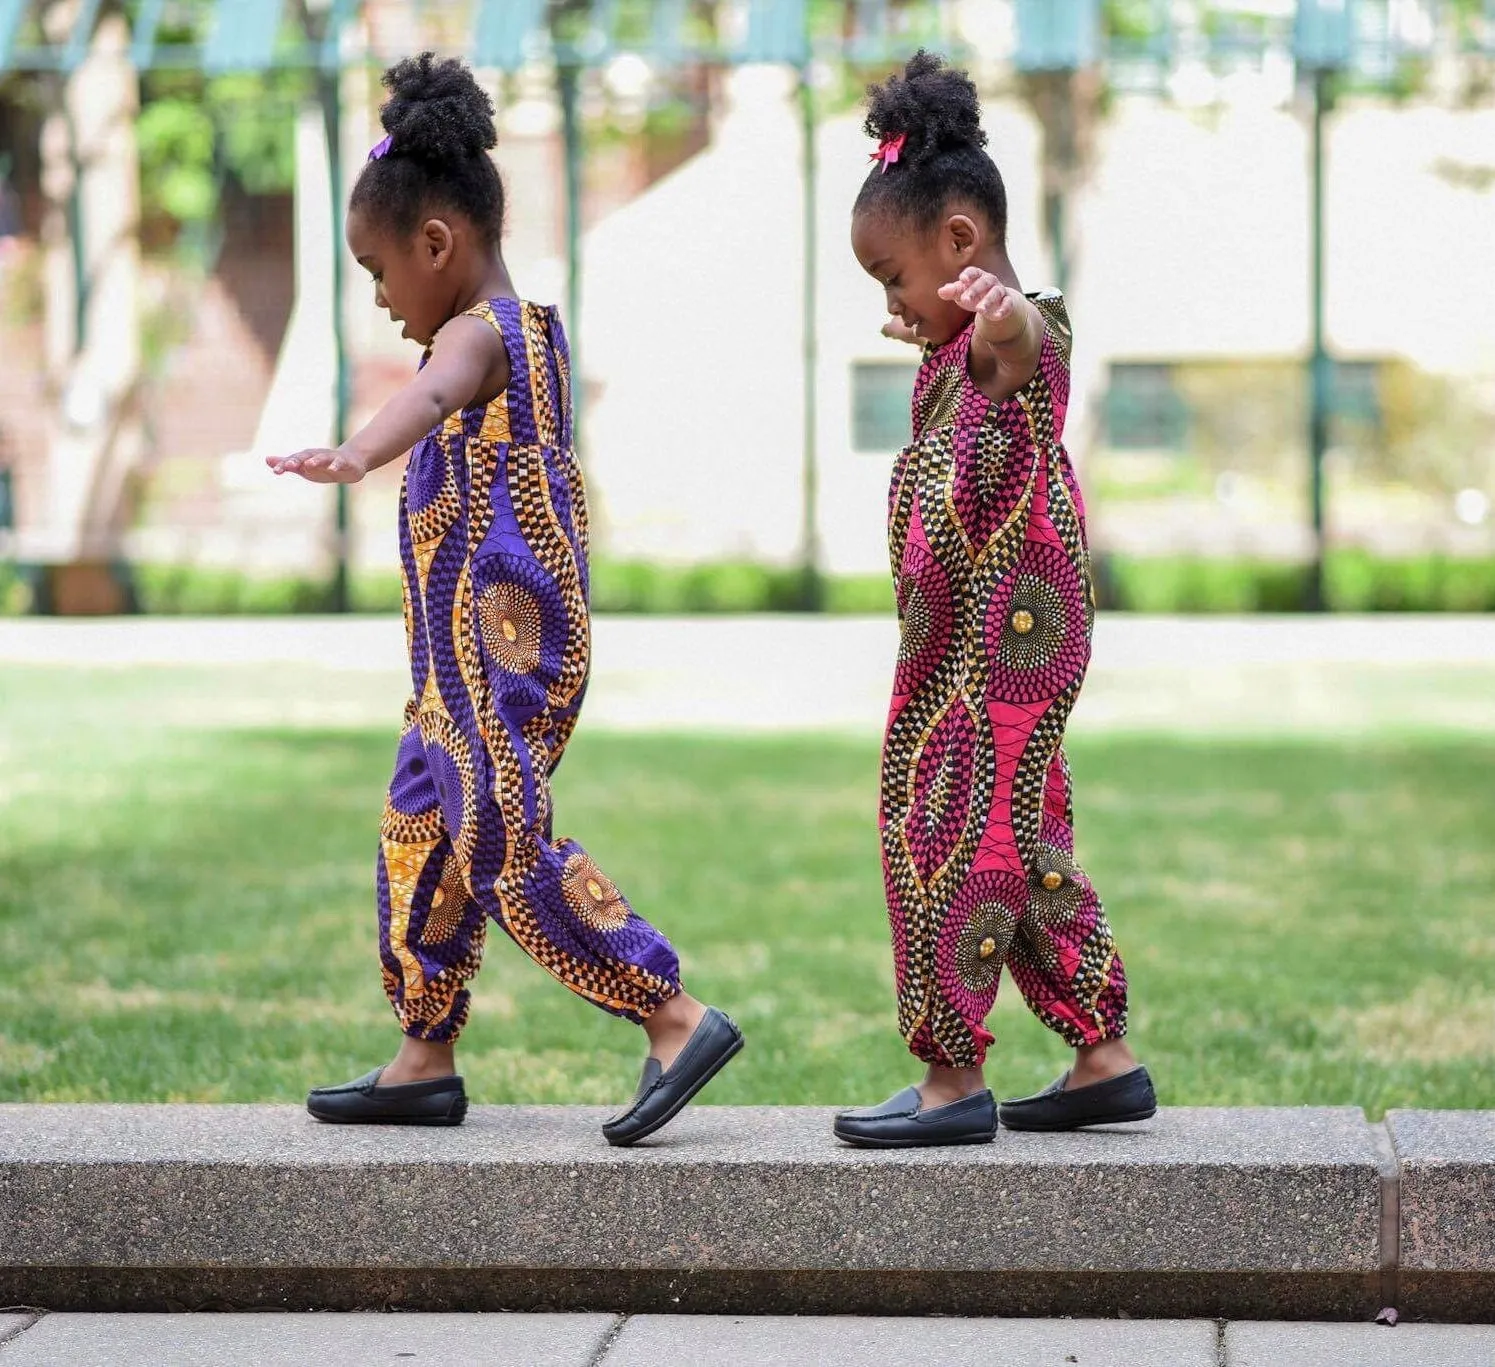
[863,49,988,165]
[351,52,507,244]
[380,52,497,164]
[855,49,1006,240]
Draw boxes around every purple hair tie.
[368,134,393,162]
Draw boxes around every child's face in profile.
[851,206,980,348]
[347,205,452,349]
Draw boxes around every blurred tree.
[1018,0,1168,295]
[1376,361,1495,500]
[135,70,306,243]
[125,1,306,244]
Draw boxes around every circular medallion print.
[562,852,630,932]
[1017,839,1092,971]
[419,709,478,867]
[479,581,544,675]
[894,544,954,698]
[906,702,979,881]
[421,855,469,945]
[984,541,1089,703]
[933,871,1027,1026]
[473,555,569,685]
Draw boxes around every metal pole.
[322,73,351,613]
[1307,67,1329,612]
[557,62,583,451]
[1048,188,1067,295]
[797,64,822,611]
[69,164,86,349]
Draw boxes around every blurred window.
[851,360,920,452]
[1331,359,1382,429]
[1104,361,1190,451]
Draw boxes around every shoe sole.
[604,1031,744,1148]
[833,1128,996,1150]
[998,1103,1157,1133]
[307,1094,469,1127]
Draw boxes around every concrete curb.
[0,1104,1488,1320]
[1386,1110,1495,1322]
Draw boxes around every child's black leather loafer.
[998,1065,1157,1131]
[306,1068,468,1126]
[603,1007,744,1147]
[833,1086,997,1148]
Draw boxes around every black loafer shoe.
[998,1065,1157,1131]
[833,1086,997,1148]
[307,1067,468,1126]
[603,1006,744,1147]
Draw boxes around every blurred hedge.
[1098,552,1495,613]
[126,560,902,616]
[1,553,1492,616]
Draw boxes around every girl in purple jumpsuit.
[271,54,740,1142]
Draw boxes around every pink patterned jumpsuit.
[880,291,1130,1068]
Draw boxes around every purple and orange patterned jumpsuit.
[881,292,1129,1068]
[377,297,680,1042]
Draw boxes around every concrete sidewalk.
[5,613,1495,735]
[7,1104,1491,1322]
[2,1313,1493,1366]
[6,612,1494,669]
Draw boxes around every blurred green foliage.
[1098,358,1495,502]
[3,554,1490,617]
[1100,552,1495,613]
[136,69,305,236]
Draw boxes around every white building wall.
[1076,94,1495,373]
[576,68,1048,576]
[575,77,1494,575]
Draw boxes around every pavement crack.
[0,1310,43,1348]
[588,1312,630,1366]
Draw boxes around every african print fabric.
[881,292,1128,1068]
[378,298,680,1042]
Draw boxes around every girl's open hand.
[881,317,922,346]
[266,448,368,484]
[938,267,1022,332]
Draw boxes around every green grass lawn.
[2,665,1492,1114]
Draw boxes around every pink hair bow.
[870,133,906,173]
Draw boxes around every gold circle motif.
[1042,871,1064,891]
[1011,609,1035,635]
[978,936,998,960]
[478,583,543,674]
[420,856,469,945]
[563,855,630,932]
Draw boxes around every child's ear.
[945,213,980,259]
[423,218,455,270]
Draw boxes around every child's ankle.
[918,1064,987,1105]
[384,1037,456,1083]
[1071,1038,1137,1084]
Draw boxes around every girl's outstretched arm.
[267,316,509,483]
[937,267,1044,404]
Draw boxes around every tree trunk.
[34,2,143,609]
[1020,66,1100,295]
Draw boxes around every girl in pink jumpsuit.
[834,52,1156,1147]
